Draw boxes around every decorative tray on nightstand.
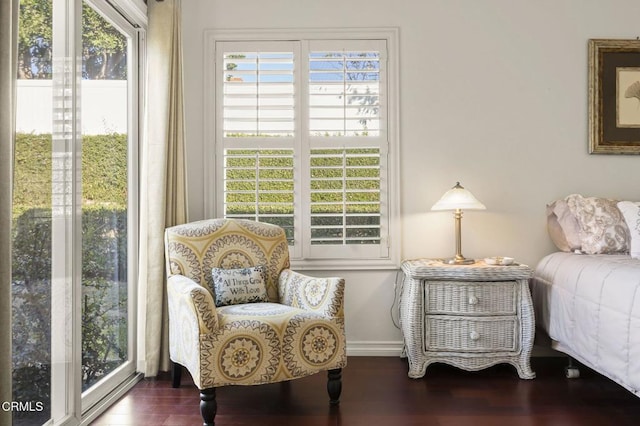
[483,256,515,266]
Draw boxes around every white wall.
[181,0,640,355]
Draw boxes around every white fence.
[16,80,128,135]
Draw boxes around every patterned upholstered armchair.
[164,218,347,425]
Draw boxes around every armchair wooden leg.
[171,361,182,388]
[327,368,342,405]
[200,387,217,426]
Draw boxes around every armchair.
[164,218,347,425]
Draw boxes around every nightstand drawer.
[424,281,517,315]
[424,315,519,352]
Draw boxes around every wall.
[181,0,640,355]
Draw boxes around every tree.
[82,4,127,80]
[17,0,127,80]
[17,0,52,79]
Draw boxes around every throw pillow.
[211,265,269,307]
[546,199,582,252]
[617,201,640,259]
[566,194,629,254]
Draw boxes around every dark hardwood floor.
[92,356,640,425]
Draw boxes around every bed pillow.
[566,194,629,254]
[546,199,582,252]
[211,265,269,307]
[617,201,640,259]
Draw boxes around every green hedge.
[15,134,381,217]
[224,147,381,216]
[14,132,128,215]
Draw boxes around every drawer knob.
[468,295,478,305]
[469,331,480,341]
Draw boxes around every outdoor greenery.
[12,132,128,419]
[224,147,382,244]
[224,148,380,214]
[12,206,127,398]
[18,0,127,80]
[13,133,128,212]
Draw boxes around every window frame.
[204,28,400,270]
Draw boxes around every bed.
[530,194,640,397]
[530,252,640,396]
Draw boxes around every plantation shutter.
[215,37,391,263]
[309,147,383,244]
[221,42,296,137]
[305,39,389,259]
[216,41,299,250]
[308,41,383,137]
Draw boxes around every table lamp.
[431,182,486,265]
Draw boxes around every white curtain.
[138,0,188,376]
[0,1,18,423]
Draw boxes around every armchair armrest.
[167,275,218,334]
[278,269,345,318]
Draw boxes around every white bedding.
[530,252,640,397]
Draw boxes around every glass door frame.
[46,0,145,424]
[79,0,142,415]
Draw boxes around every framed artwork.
[589,39,640,154]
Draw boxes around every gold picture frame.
[589,39,640,154]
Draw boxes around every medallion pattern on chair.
[194,303,346,388]
[302,326,338,364]
[209,319,281,384]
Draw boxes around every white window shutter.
[214,35,394,265]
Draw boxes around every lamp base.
[442,257,476,265]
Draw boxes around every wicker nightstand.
[399,259,536,379]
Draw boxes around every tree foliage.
[17,0,52,79]
[12,207,128,412]
[82,4,127,79]
[17,0,127,80]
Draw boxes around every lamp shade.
[431,182,486,211]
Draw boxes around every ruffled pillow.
[211,265,269,307]
[617,201,640,259]
[546,199,582,252]
[565,194,629,254]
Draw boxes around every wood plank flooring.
[91,356,640,425]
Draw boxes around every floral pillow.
[211,265,269,307]
[565,194,629,254]
[617,201,640,259]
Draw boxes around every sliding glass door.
[79,0,140,413]
[12,1,143,424]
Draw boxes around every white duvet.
[531,252,640,397]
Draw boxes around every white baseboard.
[346,340,404,357]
